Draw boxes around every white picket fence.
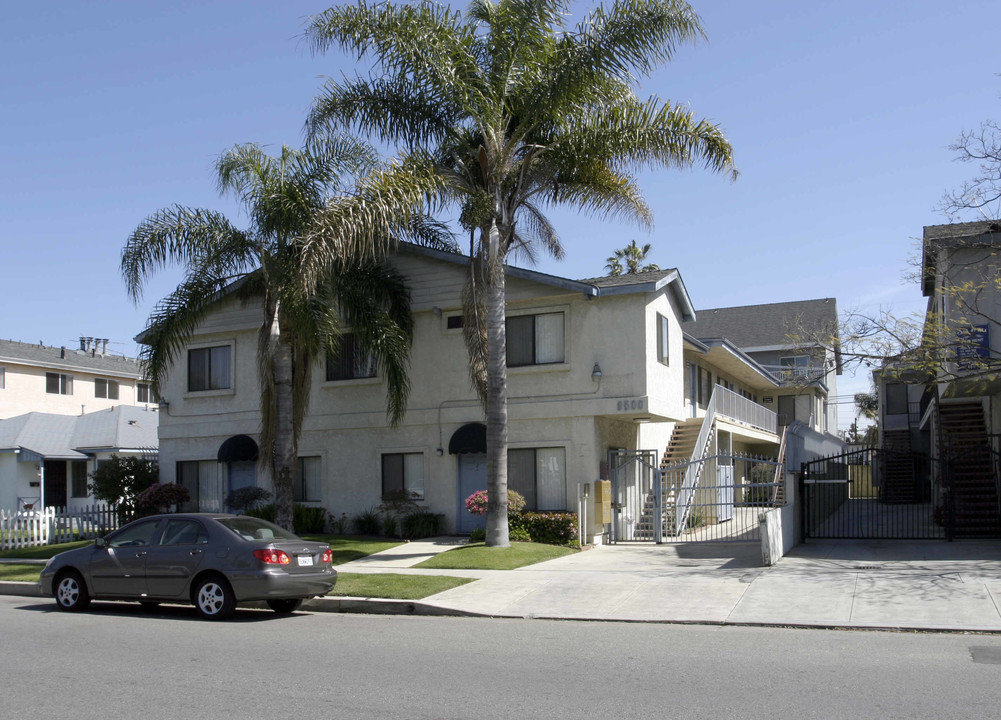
[0,504,120,551]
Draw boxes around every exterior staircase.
[632,419,714,539]
[939,402,1001,537]
[881,429,919,503]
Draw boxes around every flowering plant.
[464,489,526,516]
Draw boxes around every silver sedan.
[39,513,336,619]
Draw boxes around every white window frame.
[46,372,73,395]
[94,377,120,400]
[295,456,323,503]
[505,308,567,368]
[656,313,670,366]
[381,451,425,500]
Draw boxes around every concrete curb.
[0,582,481,618]
[0,582,41,597]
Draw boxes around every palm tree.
[304,0,736,546]
[605,240,661,276]
[122,138,449,530]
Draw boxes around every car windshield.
[216,516,301,542]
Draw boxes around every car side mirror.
[94,537,106,549]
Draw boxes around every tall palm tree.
[122,138,450,530]
[304,0,736,545]
[605,240,661,276]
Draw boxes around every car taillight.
[254,549,291,565]
[321,549,333,564]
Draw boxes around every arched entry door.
[217,435,259,509]
[450,423,487,533]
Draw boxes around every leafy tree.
[89,455,159,523]
[605,240,661,276]
[304,0,736,546]
[121,138,453,530]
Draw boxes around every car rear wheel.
[194,576,235,620]
[267,598,303,614]
[54,570,91,612]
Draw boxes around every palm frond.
[121,206,253,303]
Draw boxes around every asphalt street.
[3,595,1001,719]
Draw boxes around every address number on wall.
[616,398,645,412]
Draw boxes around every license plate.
[297,556,313,567]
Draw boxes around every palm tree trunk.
[272,319,296,531]
[484,221,510,547]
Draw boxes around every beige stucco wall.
[0,362,146,420]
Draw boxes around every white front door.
[457,453,487,533]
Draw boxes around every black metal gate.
[610,450,783,543]
[801,445,1001,540]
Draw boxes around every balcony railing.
[713,385,778,435]
[761,364,827,385]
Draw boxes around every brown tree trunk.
[271,312,296,532]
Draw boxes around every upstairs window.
[507,312,564,367]
[188,346,231,391]
[326,333,376,381]
[656,313,670,366]
[885,383,907,415]
[95,378,120,400]
[0,367,5,389]
[46,372,73,395]
[780,355,812,379]
[137,382,158,404]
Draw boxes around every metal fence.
[0,504,119,551]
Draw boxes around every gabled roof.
[0,406,158,460]
[0,339,142,379]
[684,298,839,351]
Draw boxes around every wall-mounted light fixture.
[433,306,443,317]
[591,362,603,381]
[435,448,444,456]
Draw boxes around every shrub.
[353,508,381,535]
[327,511,350,534]
[134,483,191,517]
[401,509,445,539]
[509,526,531,542]
[294,505,328,534]
[509,512,578,547]
[225,487,272,514]
[381,513,398,538]
[245,503,327,534]
[464,490,526,516]
[469,527,486,543]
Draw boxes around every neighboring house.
[149,244,844,542]
[683,298,842,437]
[0,337,156,420]
[0,405,159,511]
[875,220,1001,534]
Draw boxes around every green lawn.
[329,572,472,600]
[0,539,92,560]
[0,564,43,582]
[414,542,577,570]
[299,535,402,565]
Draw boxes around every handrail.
[674,389,719,531]
[711,385,778,434]
[770,426,788,504]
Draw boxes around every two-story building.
[150,244,843,542]
[875,220,1001,535]
[0,337,159,511]
[0,337,156,419]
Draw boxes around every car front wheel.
[267,598,303,614]
[194,576,235,620]
[54,571,91,612]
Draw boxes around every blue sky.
[2,0,999,427]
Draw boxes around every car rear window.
[216,516,301,541]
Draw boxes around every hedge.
[509,511,578,547]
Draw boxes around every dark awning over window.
[448,423,487,455]
[217,435,259,463]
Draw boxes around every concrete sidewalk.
[333,538,1001,631]
[7,538,1001,631]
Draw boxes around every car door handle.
[135,551,147,557]
[189,550,203,556]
